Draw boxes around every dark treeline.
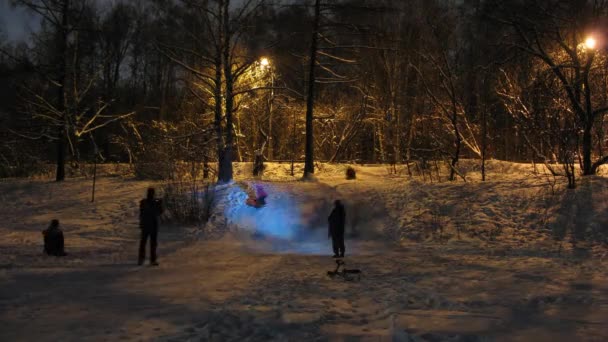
[1,0,607,185]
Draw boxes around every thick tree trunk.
[213,56,224,182]
[218,0,233,183]
[582,122,593,175]
[235,112,243,162]
[267,84,273,161]
[55,0,70,182]
[481,106,487,181]
[393,105,401,165]
[56,134,66,181]
[450,109,461,181]
[304,0,320,178]
[406,116,415,162]
[378,126,386,163]
[371,124,376,162]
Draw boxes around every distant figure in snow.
[138,188,163,266]
[253,149,265,176]
[328,200,346,258]
[43,219,67,256]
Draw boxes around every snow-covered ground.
[1,161,607,341]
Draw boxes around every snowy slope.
[1,161,608,341]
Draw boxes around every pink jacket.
[255,185,268,199]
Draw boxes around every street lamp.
[260,57,274,160]
[260,57,270,68]
[585,36,597,50]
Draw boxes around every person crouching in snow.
[43,219,67,256]
[328,200,346,258]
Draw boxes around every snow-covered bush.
[161,181,215,224]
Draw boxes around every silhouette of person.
[43,219,67,256]
[138,188,163,266]
[328,200,346,258]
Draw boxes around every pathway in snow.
[2,235,607,341]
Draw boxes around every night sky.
[0,0,255,43]
[0,0,39,42]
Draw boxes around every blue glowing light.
[218,184,330,254]
[224,183,303,240]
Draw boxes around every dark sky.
[1,0,275,43]
[1,0,39,42]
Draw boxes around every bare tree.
[491,0,608,175]
[303,0,321,178]
[11,0,134,179]
[411,11,481,181]
[497,67,579,188]
[158,0,269,183]
[11,0,76,180]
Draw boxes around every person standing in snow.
[138,188,163,266]
[42,219,67,256]
[328,200,346,258]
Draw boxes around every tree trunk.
[378,126,386,163]
[219,0,234,183]
[450,108,461,182]
[235,112,243,162]
[304,0,320,178]
[481,105,487,181]
[267,77,273,161]
[55,0,70,182]
[56,134,66,181]
[582,121,593,175]
[213,56,224,182]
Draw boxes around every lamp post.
[261,58,274,161]
[291,103,296,176]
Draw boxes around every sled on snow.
[327,259,361,281]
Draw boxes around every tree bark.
[450,107,461,181]
[304,0,320,178]
[481,105,487,181]
[582,121,593,175]
[213,52,224,182]
[55,0,70,182]
[219,0,234,183]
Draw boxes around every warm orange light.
[260,58,270,67]
[585,37,597,49]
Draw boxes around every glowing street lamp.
[585,36,597,50]
[259,57,274,160]
[260,57,270,68]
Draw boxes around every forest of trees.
[1,0,607,186]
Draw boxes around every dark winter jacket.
[43,226,65,256]
[328,203,346,236]
[140,198,163,231]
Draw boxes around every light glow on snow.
[221,183,330,255]
[224,184,302,240]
